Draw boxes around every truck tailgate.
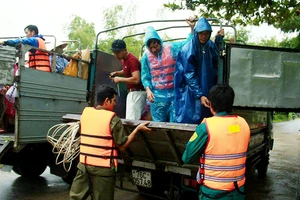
[17,68,87,144]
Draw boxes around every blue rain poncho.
[141,26,192,103]
[174,18,219,124]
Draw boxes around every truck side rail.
[18,44,89,76]
[225,44,300,112]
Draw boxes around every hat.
[48,41,68,51]
[111,40,126,52]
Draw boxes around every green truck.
[0,44,87,182]
[1,20,300,199]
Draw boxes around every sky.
[0,0,296,45]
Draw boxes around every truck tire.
[12,145,48,178]
[256,154,269,177]
[61,161,78,184]
[13,162,47,177]
[62,171,76,185]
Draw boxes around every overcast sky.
[0,0,294,44]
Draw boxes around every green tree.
[65,15,96,51]
[257,36,280,47]
[102,5,123,39]
[64,6,144,57]
[222,27,250,44]
[280,35,300,49]
[98,4,143,58]
[236,28,250,44]
[164,0,300,33]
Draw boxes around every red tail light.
[183,177,198,189]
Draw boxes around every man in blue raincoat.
[174,17,219,124]
[141,17,195,122]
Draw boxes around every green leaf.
[164,0,300,33]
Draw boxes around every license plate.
[131,169,152,188]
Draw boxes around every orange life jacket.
[79,107,118,168]
[146,44,176,90]
[198,115,250,191]
[28,37,51,72]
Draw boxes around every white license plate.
[131,169,152,188]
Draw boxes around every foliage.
[102,5,123,40]
[273,112,298,122]
[222,26,300,49]
[65,15,96,51]
[273,112,289,122]
[97,5,124,54]
[97,4,143,58]
[257,36,280,47]
[64,5,145,58]
[247,33,300,49]
[223,27,250,44]
[279,35,300,49]
[214,26,251,45]
[164,0,300,33]
[123,36,145,59]
[234,28,249,44]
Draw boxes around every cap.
[111,40,126,52]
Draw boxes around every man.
[174,17,219,124]
[215,28,225,53]
[141,17,195,122]
[70,84,151,200]
[182,84,250,200]
[0,25,51,72]
[109,39,146,120]
[49,42,69,73]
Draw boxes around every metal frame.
[88,18,225,93]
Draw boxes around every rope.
[47,122,80,172]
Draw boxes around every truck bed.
[62,109,270,177]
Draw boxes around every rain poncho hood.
[144,26,163,50]
[174,17,219,124]
[194,18,212,33]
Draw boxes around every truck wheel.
[256,154,269,177]
[13,162,47,177]
[62,171,76,185]
[61,162,78,184]
[12,145,48,177]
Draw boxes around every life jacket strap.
[80,152,119,159]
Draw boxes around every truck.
[0,41,88,182]
[1,19,300,199]
[62,19,300,199]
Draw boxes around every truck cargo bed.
[62,109,270,177]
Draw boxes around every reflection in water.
[1,169,70,200]
[12,176,48,187]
